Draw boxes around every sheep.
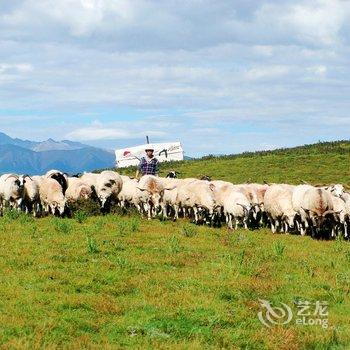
[0,174,27,212]
[245,183,269,222]
[340,192,350,238]
[222,190,251,230]
[211,181,268,225]
[166,171,179,179]
[330,195,347,238]
[81,171,122,210]
[65,177,94,201]
[158,177,186,219]
[174,180,217,224]
[322,184,344,198]
[117,177,139,209]
[44,170,68,195]
[299,187,335,236]
[292,185,315,235]
[22,175,41,216]
[136,175,176,219]
[264,184,296,233]
[39,177,67,216]
[1,166,349,240]
[210,180,237,224]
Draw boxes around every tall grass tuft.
[129,217,140,233]
[115,256,129,269]
[169,235,182,253]
[273,241,286,258]
[181,223,198,237]
[53,218,72,234]
[86,236,99,254]
[238,249,245,266]
[74,210,88,224]
[27,223,38,238]
[117,221,129,236]
[3,208,22,221]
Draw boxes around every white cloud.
[66,122,167,141]
[0,63,33,73]
[281,0,348,46]
[311,65,327,76]
[1,1,350,155]
[246,65,290,81]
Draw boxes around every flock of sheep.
[0,169,348,239]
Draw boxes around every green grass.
[116,140,350,186]
[0,214,349,349]
[1,140,350,348]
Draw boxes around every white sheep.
[0,174,26,212]
[65,177,93,201]
[264,184,296,233]
[39,177,66,216]
[22,175,41,216]
[174,180,217,223]
[222,190,251,230]
[81,171,122,209]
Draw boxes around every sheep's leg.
[147,204,152,220]
[227,213,233,230]
[344,222,348,238]
[193,207,199,223]
[259,214,264,226]
[274,220,280,233]
[162,204,167,219]
[243,216,248,230]
[331,226,336,238]
[269,215,275,233]
[271,221,275,233]
[173,204,179,221]
[279,219,284,233]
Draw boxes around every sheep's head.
[97,180,116,207]
[283,213,295,229]
[326,184,344,198]
[51,200,66,216]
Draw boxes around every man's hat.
[145,145,154,151]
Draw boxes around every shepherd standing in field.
[136,147,159,178]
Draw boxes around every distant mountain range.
[0,132,115,174]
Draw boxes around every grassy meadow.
[1,141,350,349]
[118,140,350,185]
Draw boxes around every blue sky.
[0,0,350,156]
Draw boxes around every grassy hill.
[117,140,350,185]
[1,140,350,349]
[0,211,349,349]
